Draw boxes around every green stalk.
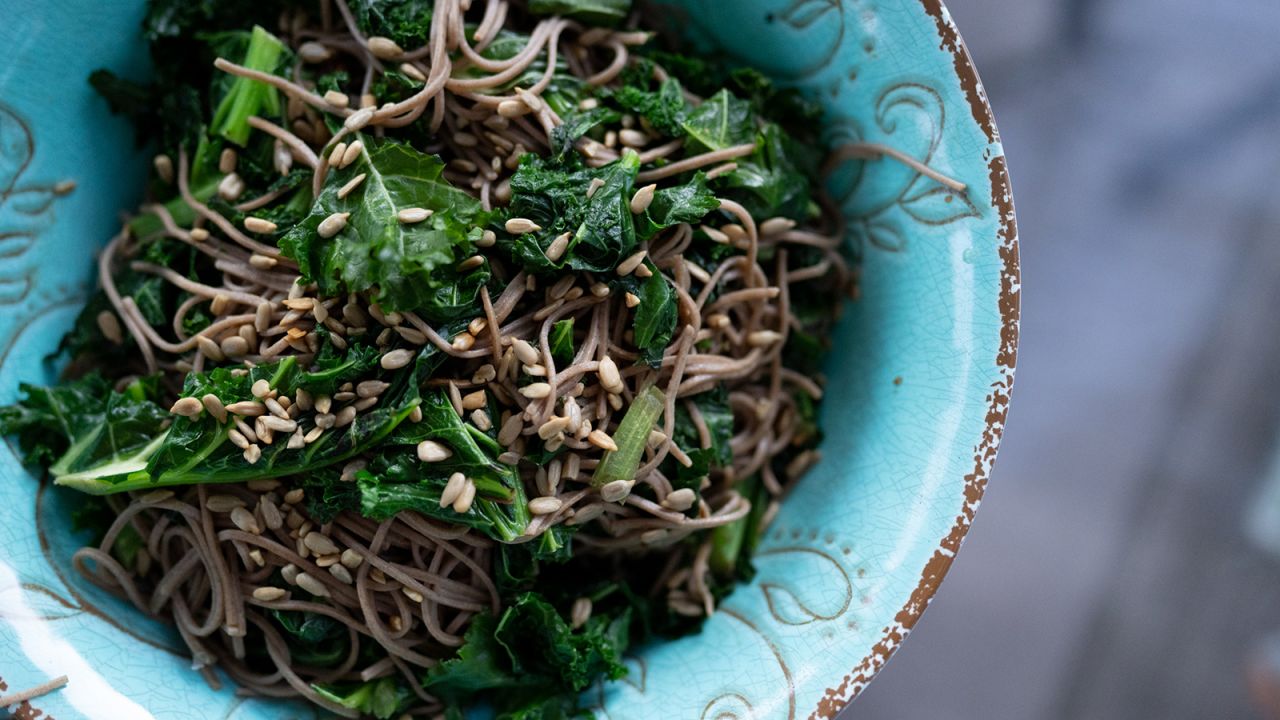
[591,385,665,487]
[211,25,286,145]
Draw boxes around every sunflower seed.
[440,472,467,508]
[337,172,366,199]
[318,212,350,238]
[417,440,453,462]
[498,414,524,446]
[505,217,541,234]
[662,488,697,512]
[140,489,173,504]
[97,310,123,344]
[322,89,350,108]
[588,429,618,452]
[298,41,333,63]
[529,497,563,515]
[397,207,433,224]
[470,409,492,431]
[600,479,634,502]
[295,572,329,597]
[243,217,277,234]
[616,249,648,276]
[304,531,339,556]
[452,478,477,513]
[170,397,203,417]
[519,383,551,399]
[252,586,288,601]
[243,444,262,464]
[366,36,403,59]
[747,330,784,347]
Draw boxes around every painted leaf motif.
[780,0,840,28]
[0,231,35,259]
[0,274,32,304]
[866,220,906,252]
[900,184,980,225]
[753,547,853,625]
[0,104,33,198]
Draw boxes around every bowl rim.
[810,1,1020,716]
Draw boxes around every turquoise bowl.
[0,1,1018,718]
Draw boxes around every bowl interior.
[0,2,1016,718]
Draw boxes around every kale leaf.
[350,0,433,48]
[313,677,413,720]
[527,0,632,25]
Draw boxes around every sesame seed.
[497,100,529,117]
[747,330,784,347]
[461,390,487,410]
[243,444,262,464]
[341,141,365,169]
[219,148,238,174]
[588,429,618,452]
[337,172,367,199]
[318,212,350,238]
[322,90,350,108]
[457,255,485,271]
[153,154,175,184]
[189,227,210,242]
[662,488,697,511]
[546,232,571,262]
[366,35,403,59]
[230,506,261,534]
[298,41,332,63]
[505,217,541,234]
[344,108,374,131]
[452,479,477,513]
[529,497,563,515]
[498,414,524,446]
[243,217,277,234]
[600,479,634,503]
[328,142,348,167]
[249,253,277,269]
[519,382,551,399]
[616,249,648,276]
[169,397,203,417]
[397,207,432,224]
[252,586,288,602]
[440,472,467,508]
[625,292,641,308]
[295,572,329,597]
[416,440,452,464]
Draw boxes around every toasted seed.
[247,548,265,567]
[218,172,245,200]
[597,356,623,393]
[356,396,380,412]
[600,479,634,503]
[283,488,305,505]
[153,153,175,184]
[337,172,367,200]
[409,406,423,423]
[189,227,210,242]
[328,142,348,167]
[452,333,476,351]
[439,472,468,509]
[262,416,298,433]
[140,489,174,504]
[295,572,329,597]
[265,397,289,419]
[477,229,497,248]
[571,597,592,629]
[243,444,262,464]
[460,390,487,410]
[662,488,697,512]
[397,60,427,81]
[520,383,551,399]
[260,498,283,530]
[318,212,350,238]
[498,414,524,446]
[220,335,249,358]
[634,263,653,278]
[539,416,571,440]
[226,401,267,419]
[415,440,452,464]
[471,409,492,431]
[304,531,339,556]
[616,249,648,276]
[568,503,605,525]
[322,89,350,109]
[452,479,477,513]
[344,108,374,131]
[195,335,224,361]
[251,379,272,398]
[497,451,521,465]
[298,41,332,63]
[505,217,541,234]
[95,310,124,344]
[252,586,288,602]
[588,429,618,452]
[747,330,784,347]
[379,349,414,370]
[402,586,425,603]
[355,380,388,399]
[497,99,529,117]
[206,494,245,513]
[760,217,798,236]
[227,428,251,449]
[529,497,563,515]
[471,364,497,384]
[170,397,203,417]
[396,207,433,224]
[230,506,261,534]
[625,292,641,308]
[619,129,649,148]
[341,140,365,168]
[542,230,572,262]
[249,253,277,269]
[243,217,277,234]
[324,563,351,584]
[366,35,403,58]
[314,394,333,415]
[334,405,357,428]
[457,255,485,272]
[512,338,539,365]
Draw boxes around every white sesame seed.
[337,172,366,199]
[397,207,432,224]
[322,89,350,108]
[616,249,648,276]
[344,108,374,131]
[295,572,329,597]
[230,506,261,534]
[243,217,277,234]
[529,497,563,515]
[662,488,697,511]
[588,429,618,452]
[297,41,332,63]
[318,212,350,238]
[505,217,541,234]
[169,397,203,417]
[519,382,551,399]
[600,479,634,502]
[252,586,288,602]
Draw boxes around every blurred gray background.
[848,1,1280,718]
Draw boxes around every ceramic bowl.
[0,1,1018,718]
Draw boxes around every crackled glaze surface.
[0,1,1017,718]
